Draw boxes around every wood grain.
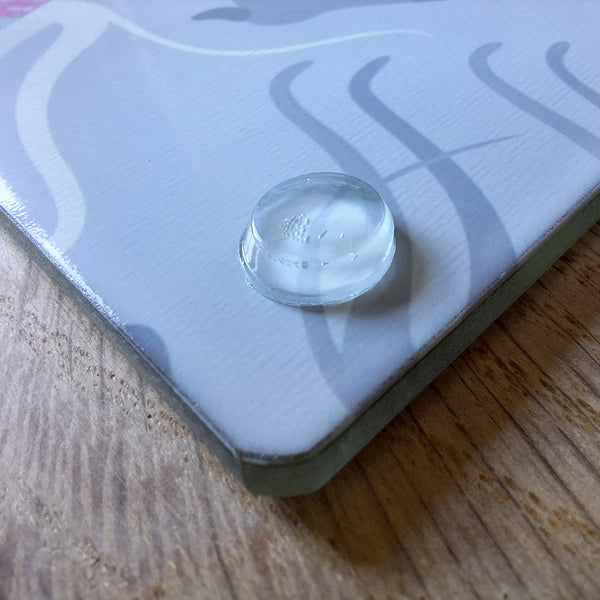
[1,221,600,600]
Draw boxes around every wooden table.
[1,217,600,600]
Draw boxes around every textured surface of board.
[1,0,600,493]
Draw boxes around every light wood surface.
[1,220,600,600]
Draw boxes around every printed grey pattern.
[271,55,519,402]
[383,135,520,183]
[470,43,600,161]
[546,42,600,109]
[350,56,516,299]
[193,0,442,25]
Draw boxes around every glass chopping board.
[1,0,599,494]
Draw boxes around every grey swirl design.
[384,134,519,182]
[350,56,516,298]
[271,62,404,205]
[270,61,414,402]
[193,0,444,25]
[470,43,600,161]
[546,42,600,109]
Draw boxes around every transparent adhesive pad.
[239,173,396,306]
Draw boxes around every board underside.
[1,1,599,494]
